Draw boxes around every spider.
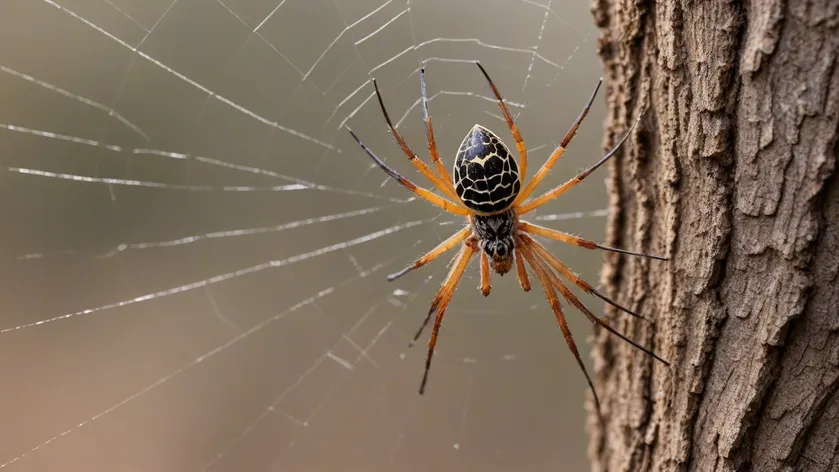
[345,62,669,410]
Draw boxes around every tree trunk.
[587,1,839,471]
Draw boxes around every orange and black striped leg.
[372,79,464,204]
[346,127,470,216]
[410,243,477,394]
[534,250,670,366]
[514,79,602,206]
[518,233,646,320]
[516,241,601,412]
[518,221,668,261]
[388,227,472,281]
[475,62,527,180]
[514,247,531,292]
[517,116,640,215]
[419,67,457,195]
[479,250,491,296]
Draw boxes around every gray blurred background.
[0,1,611,470]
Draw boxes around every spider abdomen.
[453,125,521,214]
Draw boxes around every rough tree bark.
[587,1,839,471]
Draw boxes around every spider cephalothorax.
[345,63,671,411]
[471,210,517,276]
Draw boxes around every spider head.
[482,237,515,275]
[472,209,517,276]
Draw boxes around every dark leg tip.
[386,265,413,281]
[418,377,429,395]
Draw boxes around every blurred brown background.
[0,0,611,470]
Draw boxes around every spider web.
[0,1,612,470]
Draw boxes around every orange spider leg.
[479,250,491,296]
[518,233,646,320]
[518,221,668,261]
[530,248,670,365]
[514,79,602,206]
[517,117,640,215]
[346,127,470,216]
[516,241,601,411]
[420,67,457,194]
[387,226,472,281]
[412,242,477,394]
[373,79,465,205]
[514,248,531,292]
[475,62,527,181]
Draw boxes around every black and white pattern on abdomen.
[453,124,521,214]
